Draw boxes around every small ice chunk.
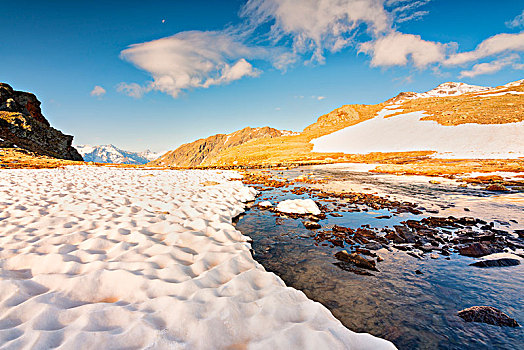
[276,199,321,215]
[258,201,273,207]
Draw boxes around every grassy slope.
[204,82,524,167]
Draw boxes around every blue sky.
[1,0,523,152]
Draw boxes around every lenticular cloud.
[119,30,261,98]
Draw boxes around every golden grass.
[389,86,524,125]
[206,104,386,166]
[206,85,524,167]
[370,158,524,176]
[0,111,32,130]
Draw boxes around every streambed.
[236,164,524,349]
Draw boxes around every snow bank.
[0,167,394,349]
[312,108,524,159]
[276,199,321,215]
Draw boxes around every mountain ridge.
[150,126,293,167]
[151,78,524,167]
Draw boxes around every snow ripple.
[0,167,394,349]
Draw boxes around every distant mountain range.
[151,78,524,167]
[76,144,163,164]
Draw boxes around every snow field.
[0,167,394,350]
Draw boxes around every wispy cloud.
[389,0,431,23]
[445,31,524,66]
[90,85,106,97]
[116,82,148,99]
[506,10,524,28]
[459,54,522,78]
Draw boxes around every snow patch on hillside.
[311,107,524,159]
[412,82,490,99]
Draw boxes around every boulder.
[303,221,321,230]
[485,184,509,192]
[458,306,520,327]
[470,258,520,268]
[458,243,501,257]
[334,250,378,271]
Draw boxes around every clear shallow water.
[236,166,524,350]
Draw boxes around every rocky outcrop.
[150,126,286,167]
[0,83,82,161]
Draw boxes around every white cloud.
[90,85,106,97]
[459,54,522,78]
[118,0,522,97]
[506,10,524,28]
[360,31,447,68]
[311,95,326,100]
[119,30,263,98]
[445,31,524,66]
[120,0,438,98]
[241,0,396,63]
[116,82,149,99]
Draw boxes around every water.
[236,165,524,349]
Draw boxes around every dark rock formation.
[0,83,48,126]
[470,258,520,268]
[0,83,82,161]
[303,221,321,229]
[485,184,509,191]
[458,243,502,257]
[334,250,378,271]
[458,306,520,327]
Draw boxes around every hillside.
[77,144,163,164]
[153,78,524,168]
[150,126,292,167]
[0,83,82,161]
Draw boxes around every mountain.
[150,126,296,167]
[76,144,163,164]
[0,83,82,161]
[387,82,491,103]
[153,78,524,167]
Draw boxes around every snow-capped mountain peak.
[416,82,491,98]
[75,144,163,164]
